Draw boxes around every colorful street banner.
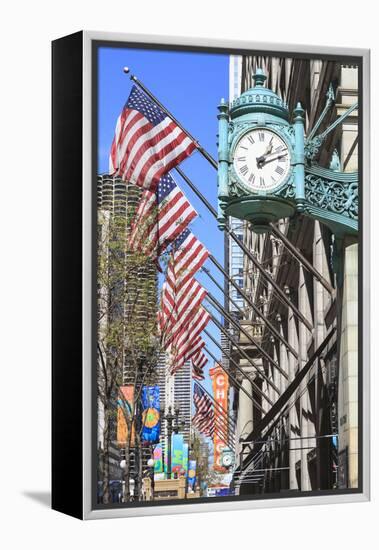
[171,433,184,474]
[153,444,163,473]
[141,386,160,444]
[183,443,189,475]
[188,459,196,490]
[117,386,135,447]
[209,363,229,472]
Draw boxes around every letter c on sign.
[216,375,225,387]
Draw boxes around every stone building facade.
[230,57,359,493]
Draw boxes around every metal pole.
[205,257,298,358]
[205,297,282,395]
[318,101,358,141]
[203,343,265,414]
[124,73,313,332]
[202,335,264,413]
[206,293,288,383]
[175,166,313,332]
[269,222,334,294]
[126,71,218,169]
[175,166,218,216]
[226,228,313,332]
[166,409,173,480]
[193,381,232,443]
[195,379,235,431]
[201,265,245,315]
[241,327,336,465]
[307,84,334,142]
[205,290,281,375]
[203,316,274,408]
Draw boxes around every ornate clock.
[216,68,358,237]
[232,127,291,194]
[221,447,235,469]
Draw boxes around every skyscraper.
[173,361,192,444]
[157,353,192,460]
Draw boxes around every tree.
[190,431,218,494]
[97,195,160,503]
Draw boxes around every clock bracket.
[217,69,358,238]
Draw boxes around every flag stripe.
[109,86,195,191]
[192,382,215,437]
[129,173,197,257]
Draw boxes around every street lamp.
[164,404,185,479]
[133,351,146,501]
[120,459,136,501]
[147,458,155,500]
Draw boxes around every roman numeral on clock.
[258,132,265,142]
[240,165,249,176]
[247,135,255,145]
[248,173,255,184]
[260,177,265,187]
[237,156,246,161]
[275,165,284,175]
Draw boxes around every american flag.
[192,382,214,437]
[166,228,209,289]
[168,309,210,374]
[159,274,207,349]
[109,86,196,191]
[128,173,196,256]
[191,350,208,380]
[158,232,208,347]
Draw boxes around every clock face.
[222,454,233,467]
[233,128,291,192]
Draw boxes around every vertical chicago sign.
[210,364,230,472]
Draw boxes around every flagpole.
[205,294,287,395]
[203,343,265,414]
[194,397,232,445]
[195,379,236,434]
[121,70,313,331]
[174,167,313,332]
[201,264,297,359]
[202,312,274,407]
[205,293,288,383]
[123,68,218,170]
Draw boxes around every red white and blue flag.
[192,383,215,437]
[128,173,197,256]
[159,274,207,349]
[191,350,208,380]
[165,228,209,289]
[109,86,196,191]
[168,309,210,374]
[158,229,209,347]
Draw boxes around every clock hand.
[256,137,274,167]
[263,136,273,156]
[257,151,287,168]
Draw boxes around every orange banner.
[117,386,135,447]
[209,363,229,472]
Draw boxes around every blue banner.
[141,386,160,444]
[188,460,196,490]
[183,443,189,475]
[171,433,184,474]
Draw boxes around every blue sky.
[98,46,230,399]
